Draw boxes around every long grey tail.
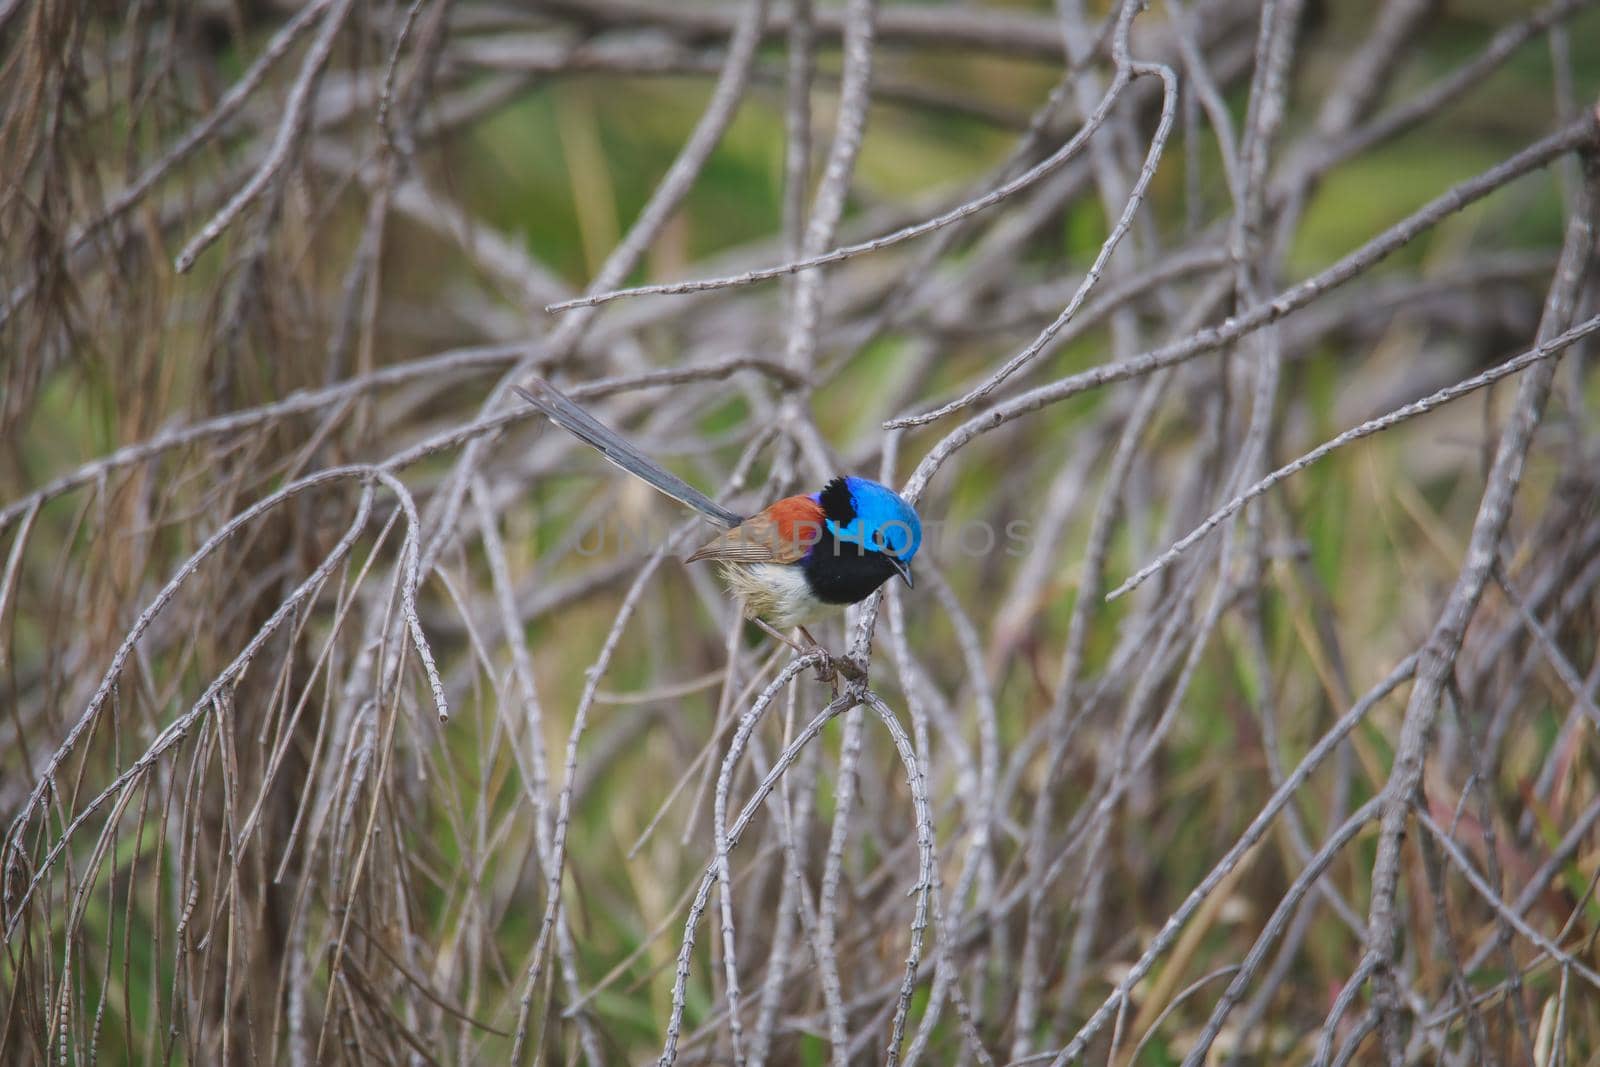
[513,381,744,529]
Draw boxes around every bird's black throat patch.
[818,476,855,524]
[800,525,900,605]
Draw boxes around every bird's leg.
[797,626,865,684]
[749,618,837,686]
[750,617,807,655]
[749,618,845,686]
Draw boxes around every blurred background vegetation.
[4,0,1600,1063]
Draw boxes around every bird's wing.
[685,495,824,565]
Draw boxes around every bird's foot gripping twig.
[798,625,866,686]
[749,619,865,687]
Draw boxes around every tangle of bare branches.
[3,1,1600,1064]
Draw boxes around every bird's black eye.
[871,530,886,550]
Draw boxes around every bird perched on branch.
[514,380,921,678]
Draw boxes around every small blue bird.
[514,380,920,669]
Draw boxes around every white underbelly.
[718,562,837,628]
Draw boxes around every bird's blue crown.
[815,476,922,562]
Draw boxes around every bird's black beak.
[892,557,914,589]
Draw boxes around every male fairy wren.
[514,380,920,669]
